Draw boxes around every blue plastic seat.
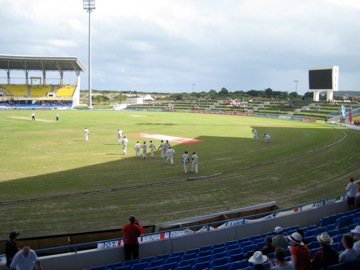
[212,246,226,255]
[227,253,243,263]
[199,245,212,252]
[242,244,256,254]
[226,247,243,257]
[132,262,149,270]
[195,254,211,264]
[148,259,164,267]
[159,262,177,270]
[89,266,106,270]
[336,216,348,228]
[211,263,231,270]
[230,259,248,270]
[225,243,239,251]
[114,266,131,270]
[191,261,210,270]
[176,265,193,270]
[210,257,228,267]
[182,253,197,261]
[123,261,138,267]
[177,258,195,267]
[143,267,160,270]
[164,255,181,264]
[107,262,123,270]
[211,251,227,260]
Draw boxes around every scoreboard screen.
[309,69,333,90]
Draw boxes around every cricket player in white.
[164,140,170,157]
[122,136,128,154]
[165,147,175,165]
[182,151,190,173]
[252,129,258,140]
[264,133,271,143]
[191,152,198,173]
[158,140,165,159]
[149,140,156,158]
[142,141,147,159]
[134,141,141,158]
[84,128,89,142]
[117,129,123,144]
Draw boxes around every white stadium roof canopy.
[0,54,86,72]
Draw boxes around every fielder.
[165,147,175,165]
[122,136,128,154]
[252,129,258,140]
[182,151,190,173]
[142,141,147,159]
[191,152,199,173]
[134,141,141,158]
[149,140,156,158]
[84,128,89,142]
[158,140,165,159]
[264,133,271,143]
[164,140,170,157]
[117,129,123,144]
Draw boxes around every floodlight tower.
[293,80,299,93]
[83,0,96,108]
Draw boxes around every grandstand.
[1,196,358,270]
[0,55,85,108]
[125,99,359,121]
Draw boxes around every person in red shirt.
[122,215,142,261]
[311,232,339,269]
[288,232,312,270]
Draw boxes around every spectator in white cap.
[248,251,269,270]
[311,232,339,269]
[272,226,288,249]
[350,225,360,253]
[288,232,311,270]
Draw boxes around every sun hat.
[287,232,304,245]
[317,232,333,245]
[248,251,268,264]
[350,225,360,234]
[275,226,283,234]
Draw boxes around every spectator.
[134,218,145,235]
[261,236,276,255]
[287,232,311,270]
[350,225,360,253]
[5,232,20,268]
[10,246,42,270]
[345,177,356,210]
[248,251,269,270]
[272,227,288,250]
[297,230,310,246]
[339,234,358,263]
[311,232,339,269]
[269,247,294,270]
[122,215,142,261]
[355,182,360,209]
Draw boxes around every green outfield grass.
[0,110,359,239]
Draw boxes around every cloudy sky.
[1,0,359,94]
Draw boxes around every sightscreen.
[309,69,333,89]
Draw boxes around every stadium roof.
[0,54,86,72]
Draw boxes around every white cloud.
[0,0,359,93]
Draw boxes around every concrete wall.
[0,200,348,270]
